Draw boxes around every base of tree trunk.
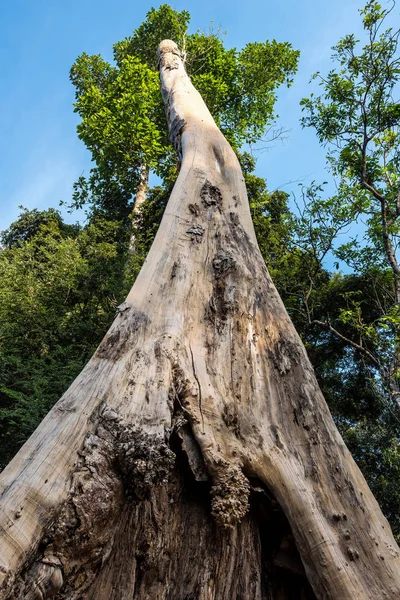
[71,439,317,600]
[9,410,316,599]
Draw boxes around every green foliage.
[70,53,163,214]
[223,40,298,146]
[299,1,400,540]
[128,184,171,280]
[300,0,400,392]
[114,5,299,148]
[75,57,162,172]
[0,209,131,467]
[70,4,299,214]
[300,0,400,285]
[113,4,190,69]
[1,206,80,248]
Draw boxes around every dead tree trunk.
[0,40,399,600]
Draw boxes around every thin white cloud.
[1,108,90,230]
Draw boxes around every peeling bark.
[0,40,400,599]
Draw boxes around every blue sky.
[0,0,377,233]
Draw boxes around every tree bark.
[0,40,400,600]
[129,163,149,256]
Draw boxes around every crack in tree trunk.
[0,39,399,600]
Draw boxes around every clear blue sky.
[0,0,378,232]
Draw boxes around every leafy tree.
[300,0,400,394]
[1,206,80,248]
[70,4,299,218]
[298,0,400,539]
[0,209,131,467]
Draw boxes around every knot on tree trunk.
[20,556,63,600]
[210,461,250,528]
[100,405,176,501]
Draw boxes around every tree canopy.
[299,0,400,537]
[69,4,299,215]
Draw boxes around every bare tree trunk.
[0,40,399,600]
[129,164,149,256]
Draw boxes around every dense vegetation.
[1,1,399,540]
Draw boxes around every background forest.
[1,1,400,541]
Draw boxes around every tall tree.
[300,0,400,396]
[298,0,400,534]
[69,5,298,227]
[0,39,399,600]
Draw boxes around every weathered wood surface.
[0,40,399,599]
